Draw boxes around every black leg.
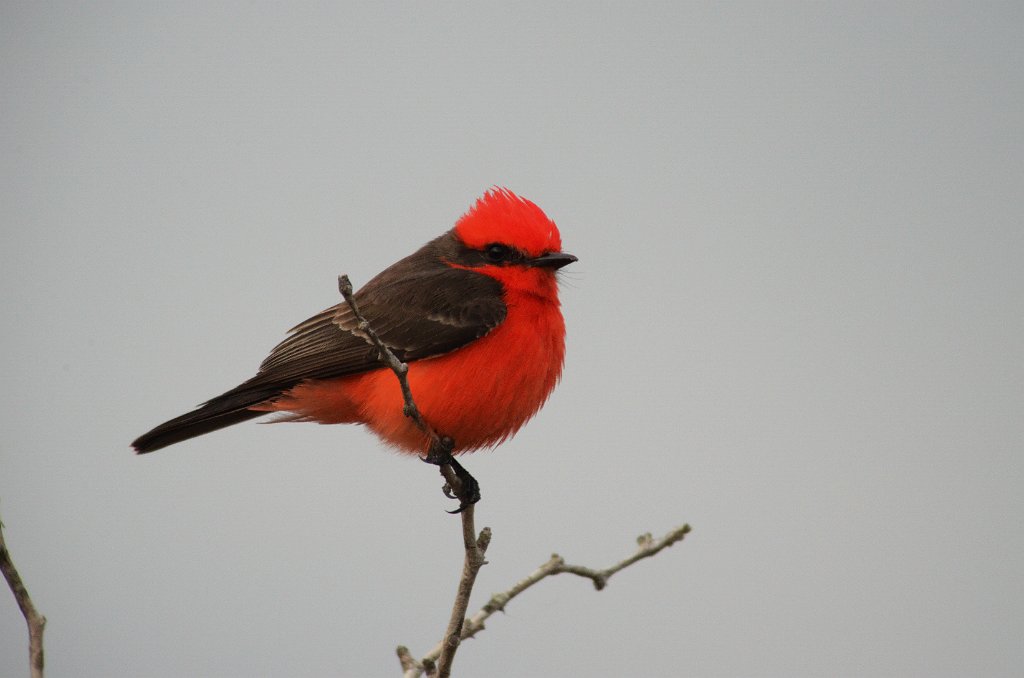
[422,437,481,512]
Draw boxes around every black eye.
[484,243,510,263]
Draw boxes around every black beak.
[530,252,578,270]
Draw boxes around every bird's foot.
[422,438,481,512]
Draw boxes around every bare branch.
[393,507,491,678]
[435,507,491,678]
[337,275,468,505]
[544,525,692,592]
[402,524,691,675]
[461,525,691,641]
[396,645,420,675]
[0,509,46,678]
[337,275,443,447]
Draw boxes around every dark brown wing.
[248,263,506,388]
[132,233,506,453]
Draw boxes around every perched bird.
[132,188,575,461]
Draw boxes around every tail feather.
[132,387,281,454]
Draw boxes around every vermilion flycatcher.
[131,188,575,457]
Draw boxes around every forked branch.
[398,524,692,676]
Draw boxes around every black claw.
[447,457,481,510]
[421,442,481,511]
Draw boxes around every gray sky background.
[2,3,1021,677]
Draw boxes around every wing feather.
[247,260,506,392]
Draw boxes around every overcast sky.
[2,3,1021,677]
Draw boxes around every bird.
[132,188,575,474]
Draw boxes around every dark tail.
[132,386,281,454]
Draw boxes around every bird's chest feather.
[406,292,566,445]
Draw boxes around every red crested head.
[454,188,562,257]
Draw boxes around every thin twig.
[395,507,490,678]
[461,524,691,644]
[435,506,490,678]
[396,646,419,674]
[337,275,473,499]
[403,524,691,675]
[337,276,466,497]
[0,509,46,678]
[337,275,441,446]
